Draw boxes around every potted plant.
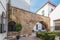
[15,23,22,40]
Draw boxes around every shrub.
[36,32,45,38]
[48,34,55,40]
[36,32,55,40]
[55,32,60,36]
[49,32,60,36]
[15,23,22,32]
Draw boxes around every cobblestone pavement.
[8,36,41,40]
[8,33,41,40]
[20,32,41,40]
[20,36,40,40]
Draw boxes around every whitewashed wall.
[48,3,55,13]
[37,3,55,17]
[33,22,42,31]
[49,4,60,31]
[0,0,7,40]
[0,33,7,40]
[37,3,48,16]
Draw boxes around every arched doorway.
[33,21,48,32]
[8,21,16,32]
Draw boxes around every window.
[36,24,38,30]
[50,8,53,12]
[55,26,60,30]
[51,8,53,11]
[54,21,60,30]
[8,21,16,31]
[42,10,45,16]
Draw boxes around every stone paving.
[8,36,41,40]
[20,36,40,40]
[8,32,41,40]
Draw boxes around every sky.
[30,0,60,13]
[0,0,60,13]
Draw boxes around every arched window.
[8,21,16,31]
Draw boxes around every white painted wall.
[0,0,7,40]
[37,2,55,17]
[11,0,30,11]
[37,3,48,16]
[49,4,60,31]
[48,3,55,13]
[0,33,7,40]
[33,22,42,32]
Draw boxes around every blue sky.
[30,0,60,13]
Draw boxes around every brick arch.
[8,21,16,31]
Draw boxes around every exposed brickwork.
[9,6,50,35]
